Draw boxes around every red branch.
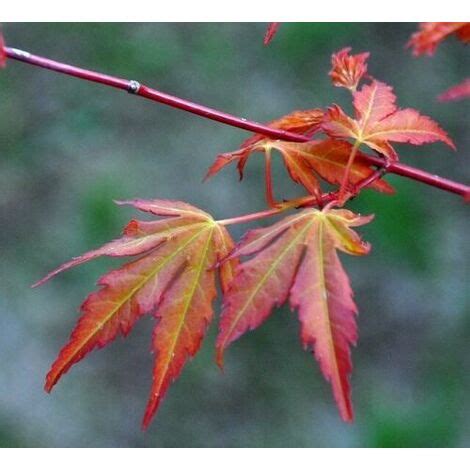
[4,46,469,200]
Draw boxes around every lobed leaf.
[208,134,394,203]
[33,217,192,287]
[206,109,324,181]
[35,199,237,428]
[329,47,370,91]
[269,139,394,194]
[364,108,456,153]
[353,80,397,128]
[216,208,373,421]
[323,79,455,160]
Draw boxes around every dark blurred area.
[0,23,469,447]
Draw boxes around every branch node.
[127,80,141,94]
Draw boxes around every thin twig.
[4,46,469,200]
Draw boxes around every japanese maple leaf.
[207,136,393,206]
[206,109,325,206]
[216,207,373,422]
[438,78,470,102]
[206,108,324,181]
[266,139,394,195]
[329,47,370,91]
[264,22,281,45]
[0,32,6,68]
[34,199,237,428]
[323,79,455,161]
[407,22,470,56]
[207,137,323,204]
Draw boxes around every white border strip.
[0,0,469,22]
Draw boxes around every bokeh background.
[0,23,469,447]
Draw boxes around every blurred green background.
[0,23,469,448]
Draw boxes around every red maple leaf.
[323,79,455,161]
[217,207,373,422]
[34,199,238,429]
[329,47,370,91]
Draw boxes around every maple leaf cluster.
[37,199,371,427]
[36,47,456,429]
[207,48,454,206]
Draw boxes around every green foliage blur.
[0,23,468,448]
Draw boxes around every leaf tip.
[32,266,64,287]
[141,394,162,431]
[44,372,56,394]
[215,347,225,370]
[113,199,129,207]
[141,417,151,431]
[31,279,43,289]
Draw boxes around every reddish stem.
[217,207,284,226]
[217,192,335,226]
[4,46,469,200]
[338,140,360,203]
[264,147,277,208]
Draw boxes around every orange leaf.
[407,22,470,56]
[269,139,394,194]
[205,146,254,181]
[208,135,395,203]
[206,109,325,205]
[216,208,373,422]
[206,108,324,180]
[323,80,455,160]
[364,108,456,153]
[329,47,369,91]
[35,199,237,429]
[245,108,324,143]
[353,80,397,128]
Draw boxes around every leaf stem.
[337,166,389,207]
[4,46,469,200]
[264,146,277,208]
[338,140,361,204]
[217,193,336,226]
[217,207,285,226]
[217,206,289,225]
